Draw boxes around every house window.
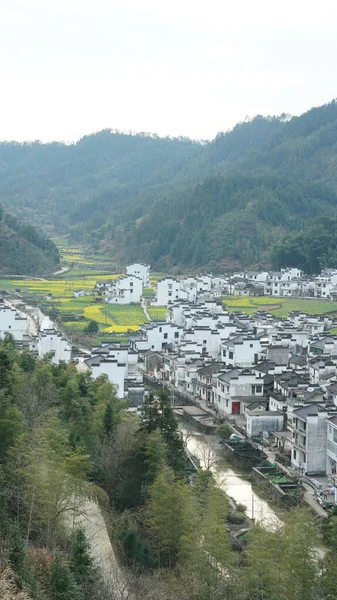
[174,332,179,338]
[223,350,226,357]
[256,385,262,393]
[203,340,207,344]
[250,343,253,348]
[159,327,162,332]
[293,450,297,460]
[227,386,230,392]
[163,333,168,339]
[168,284,172,290]
[229,351,233,359]
[226,399,229,407]
[168,292,172,297]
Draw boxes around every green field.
[222,296,337,317]
[147,306,167,321]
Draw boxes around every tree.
[49,554,79,600]
[147,466,196,568]
[144,430,166,486]
[70,529,97,598]
[85,321,99,335]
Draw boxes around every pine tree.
[70,528,97,597]
[144,430,166,485]
[49,554,79,600]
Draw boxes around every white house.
[132,321,183,352]
[84,355,126,397]
[155,278,183,306]
[291,404,330,475]
[73,289,87,298]
[38,329,72,364]
[106,275,143,304]
[326,415,337,476]
[0,303,27,340]
[126,263,150,286]
[221,335,263,368]
[91,342,139,378]
[246,411,284,438]
[212,368,264,417]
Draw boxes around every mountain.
[0,207,60,276]
[1,100,337,271]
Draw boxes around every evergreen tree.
[49,554,79,600]
[144,430,166,485]
[70,529,97,598]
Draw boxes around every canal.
[180,423,283,529]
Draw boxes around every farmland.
[147,306,167,321]
[222,296,337,317]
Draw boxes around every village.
[2,262,337,513]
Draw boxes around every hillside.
[0,207,60,276]
[1,100,337,270]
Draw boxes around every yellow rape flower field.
[0,275,149,333]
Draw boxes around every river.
[180,424,283,529]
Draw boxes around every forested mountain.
[2,100,337,270]
[0,206,59,276]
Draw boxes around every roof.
[289,355,307,366]
[197,362,225,376]
[246,410,282,417]
[293,404,328,419]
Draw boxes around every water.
[181,425,282,529]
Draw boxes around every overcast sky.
[1,0,337,142]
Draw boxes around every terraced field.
[222,296,337,317]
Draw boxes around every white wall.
[126,263,150,286]
[0,305,27,340]
[38,330,72,364]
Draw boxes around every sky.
[1,0,337,142]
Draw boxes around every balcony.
[327,439,337,460]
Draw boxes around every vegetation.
[1,338,337,598]
[0,207,59,276]
[222,296,337,317]
[2,100,337,270]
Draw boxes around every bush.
[226,511,246,525]
[216,424,232,442]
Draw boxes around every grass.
[147,306,167,321]
[222,296,337,317]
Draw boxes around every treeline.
[2,336,337,599]
[2,101,337,269]
[0,206,60,276]
[272,216,337,274]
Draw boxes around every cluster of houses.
[5,262,337,489]
[88,264,337,307]
[136,297,337,487]
[0,298,146,409]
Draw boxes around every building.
[246,411,284,438]
[326,415,337,477]
[106,275,143,304]
[132,322,183,352]
[291,404,330,475]
[155,278,184,306]
[221,335,263,368]
[0,302,27,340]
[212,369,264,417]
[37,329,72,364]
[126,263,150,286]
